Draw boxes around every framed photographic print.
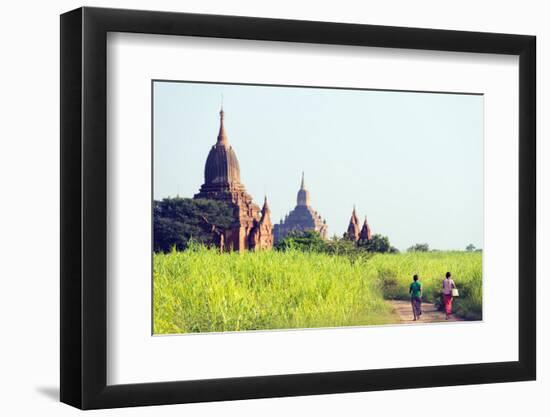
[60,6,536,409]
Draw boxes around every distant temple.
[194,108,273,251]
[344,206,360,241]
[344,206,373,244]
[358,216,372,244]
[273,173,328,244]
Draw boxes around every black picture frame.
[60,6,536,410]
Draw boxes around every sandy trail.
[388,299,464,323]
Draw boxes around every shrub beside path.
[388,300,464,323]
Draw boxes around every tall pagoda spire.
[359,216,372,242]
[217,105,229,145]
[198,106,242,188]
[251,195,273,250]
[261,196,271,219]
[345,205,360,241]
[352,205,359,225]
[296,172,311,207]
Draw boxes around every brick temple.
[194,108,273,251]
[273,173,328,244]
[344,206,372,244]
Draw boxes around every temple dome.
[204,144,241,185]
[203,109,241,185]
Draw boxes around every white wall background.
[0,0,545,415]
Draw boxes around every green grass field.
[153,247,482,334]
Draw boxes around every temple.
[344,207,373,244]
[358,216,372,244]
[273,172,328,244]
[194,108,273,251]
[344,206,360,241]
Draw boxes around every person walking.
[409,274,423,321]
[442,272,456,320]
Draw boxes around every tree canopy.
[276,230,398,255]
[275,230,326,252]
[153,197,234,252]
[407,243,430,252]
[358,234,399,254]
[154,199,401,256]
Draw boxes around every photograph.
[53,4,538,412]
[152,80,484,334]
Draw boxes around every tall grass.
[153,246,394,334]
[153,248,482,334]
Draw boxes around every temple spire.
[262,196,270,214]
[296,172,311,206]
[352,205,359,224]
[217,105,229,145]
[260,196,272,225]
[345,206,360,241]
[359,215,372,242]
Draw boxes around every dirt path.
[388,300,464,324]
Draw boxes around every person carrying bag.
[442,272,457,320]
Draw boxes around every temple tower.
[344,206,360,241]
[297,172,311,207]
[249,197,274,250]
[358,216,372,243]
[194,108,272,251]
[273,172,328,244]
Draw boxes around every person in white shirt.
[442,272,456,320]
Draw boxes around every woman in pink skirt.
[442,272,456,320]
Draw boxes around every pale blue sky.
[153,81,483,251]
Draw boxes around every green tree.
[359,234,397,253]
[407,243,430,252]
[153,197,234,252]
[465,243,476,252]
[275,230,326,252]
[324,236,362,256]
